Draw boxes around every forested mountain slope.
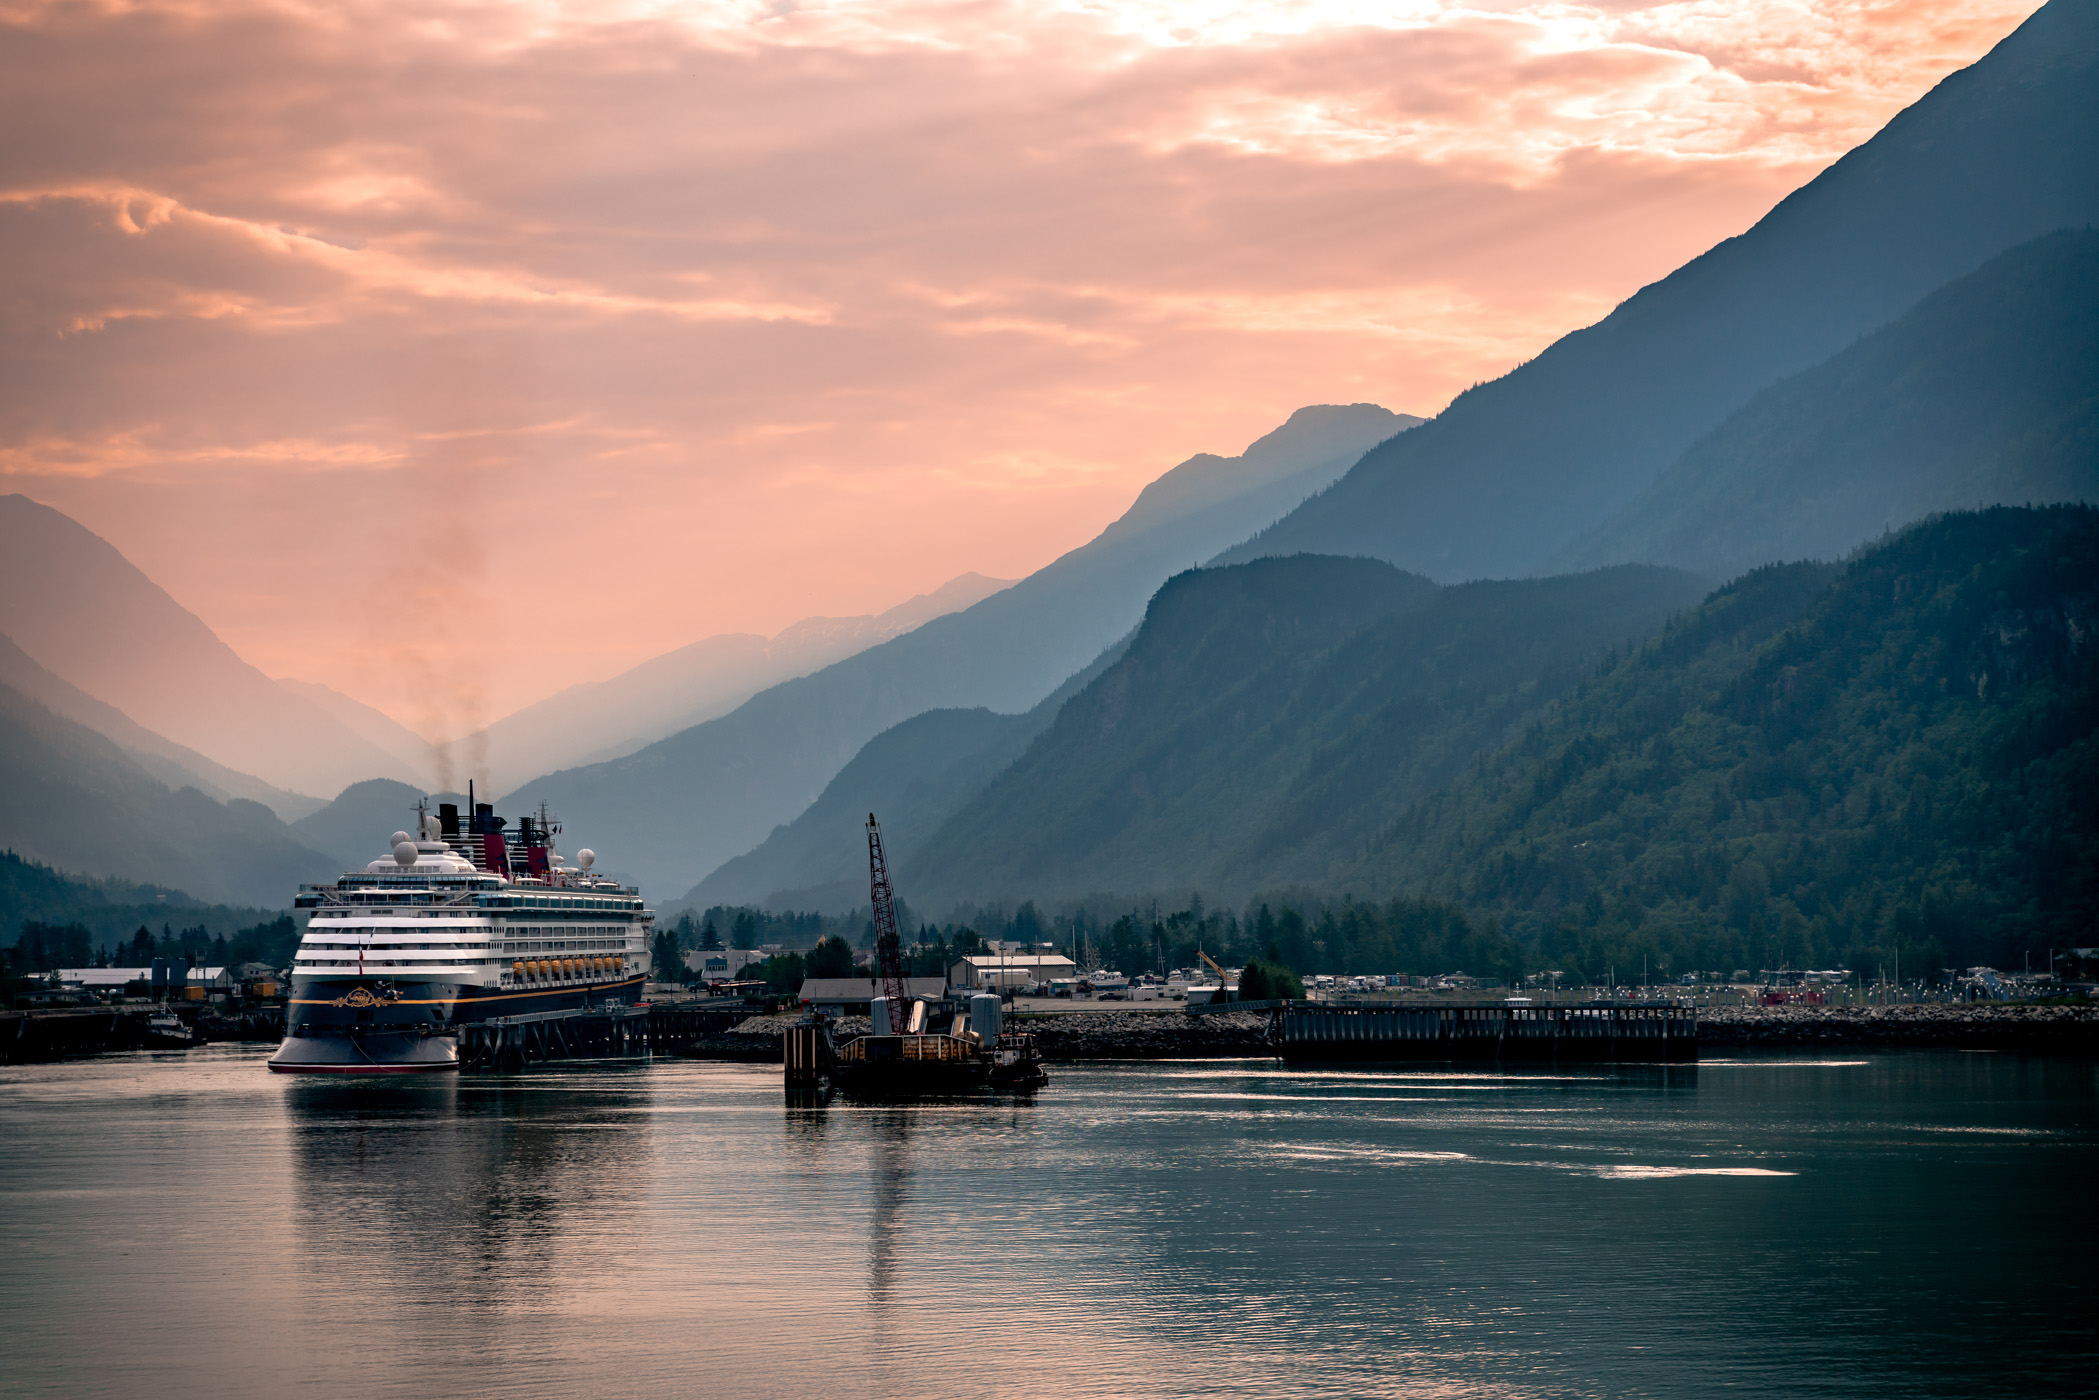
[1220,0,2099,580]
[507,404,1416,896]
[682,629,1135,913]
[0,849,284,956]
[901,557,1703,906]
[1557,230,2099,577]
[1350,508,2099,977]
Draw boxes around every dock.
[455,1001,755,1072]
[1273,1003,1697,1062]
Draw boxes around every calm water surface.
[1,1048,2093,1399]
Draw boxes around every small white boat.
[142,1011,197,1049]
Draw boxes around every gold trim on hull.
[289,975,647,1007]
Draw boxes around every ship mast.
[866,813,909,1034]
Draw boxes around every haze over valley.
[3,0,2096,988]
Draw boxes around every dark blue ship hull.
[267,974,647,1073]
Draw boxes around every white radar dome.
[393,840,419,867]
[422,814,442,840]
[390,830,413,847]
[577,849,595,870]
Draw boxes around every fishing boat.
[141,1010,198,1049]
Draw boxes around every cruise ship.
[267,799,653,1073]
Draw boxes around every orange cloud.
[0,0,2040,722]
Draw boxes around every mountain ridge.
[678,624,1140,913]
[0,495,420,797]
[898,557,1706,908]
[0,632,322,821]
[465,571,1015,792]
[1552,228,2099,577]
[0,678,335,907]
[1217,0,2099,581]
[503,403,1418,897]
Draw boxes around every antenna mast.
[866,813,909,1034]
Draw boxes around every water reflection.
[865,1110,913,1316]
[4,1052,2091,1400]
[284,1071,652,1314]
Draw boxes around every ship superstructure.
[267,799,653,1073]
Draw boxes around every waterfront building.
[949,954,1077,989]
[798,977,948,1013]
[684,947,768,981]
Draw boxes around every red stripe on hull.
[267,1061,460,1075]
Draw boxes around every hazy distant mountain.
[508,403,1419,897]
[468,572,1013,793]
[278,679,440,782]
[0,679,334,907]
[899,557,1703,908]
[290,777,466,873]
[1220,0,2099,581]
[0,632,322,821]
[678,629,1135,913]
[0,496,420,797]
[1555,230,2099,577]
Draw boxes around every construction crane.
[1199,949,1233,1003]
[866,813,911,1035]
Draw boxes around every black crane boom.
[867,813,910,1033]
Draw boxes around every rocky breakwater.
[1016,1010,1271,1061]
[673,1012,809,1062]
[1701,1002,2099,1052]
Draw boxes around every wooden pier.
[3,1008,154,1062]
[785,1022,835,1087]
[1273,1003,1697,1062]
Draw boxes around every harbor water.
[1,1047,2092,1398]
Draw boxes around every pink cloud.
[0,0,2040,727]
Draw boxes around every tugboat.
[267,795,653,1074]
[141,1009,199,1049]
[793,814,1046,1098]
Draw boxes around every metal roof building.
[949,954,1078,989]
[57,967,233,989]
[797,977,949,1012]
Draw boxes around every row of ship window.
[296,958,510,967]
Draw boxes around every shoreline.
[673,1004,2099,1063]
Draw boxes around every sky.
[0,0,2041,739]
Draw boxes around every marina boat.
[142,1010,198,1049]
[267,799,652,1074]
